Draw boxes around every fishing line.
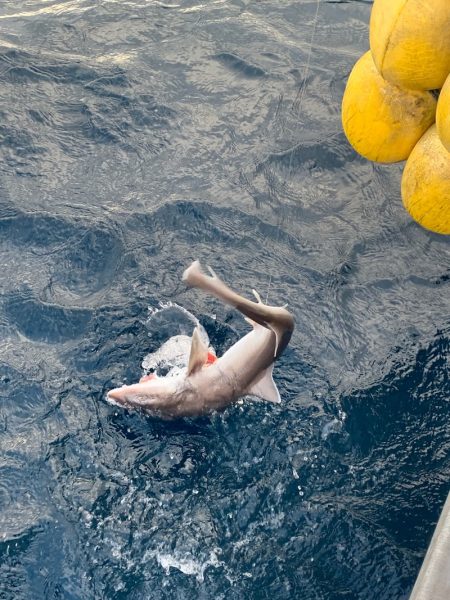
[264,0,321,304]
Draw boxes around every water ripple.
[1,0,449,598]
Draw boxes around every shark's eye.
[139,373,158,383]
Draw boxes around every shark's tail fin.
[183,260,294,358]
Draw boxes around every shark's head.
[106,333,219,414]
[107,374,178,410]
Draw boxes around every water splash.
[142,302,212,377]
[155,549,223,582]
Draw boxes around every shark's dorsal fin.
[187,327,209,376]
[245,365,281,404]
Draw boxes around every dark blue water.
[1,1,449,598]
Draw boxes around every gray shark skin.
[107,260,294,418]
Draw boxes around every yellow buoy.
[401,125,450,234]
[341,51,436,163]
[436,73,450,153]
[370,0,450,91]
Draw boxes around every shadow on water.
[0,0,449,599]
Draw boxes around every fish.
[107,260,294,418]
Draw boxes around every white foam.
[105,393,122,407]
[142,302,214,378]
[142,334,192,376]
[321,410,347,440]
[155,549,222,582]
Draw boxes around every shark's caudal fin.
[187,327,209,376]
[246,365,281,404]
[183,260,294,359]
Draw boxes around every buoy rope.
[265,0,321,304]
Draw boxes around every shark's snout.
[106,386,130,406]
[107,380,163,409]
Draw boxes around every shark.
[107,260,294,418]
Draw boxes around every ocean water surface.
[0,0,449,598]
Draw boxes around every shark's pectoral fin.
[245,366,281,404]
[187,326,209,376]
